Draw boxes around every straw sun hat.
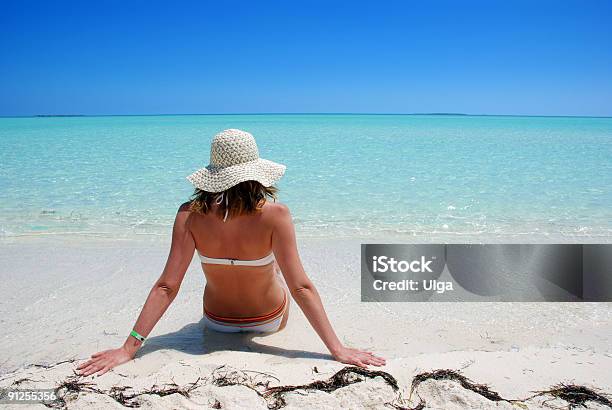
[186,129,286,193]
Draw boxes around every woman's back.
[189,200,287,318]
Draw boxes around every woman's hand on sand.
[332,346,386,368]
[76,346,134,377]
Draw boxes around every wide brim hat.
[186,129,286,193]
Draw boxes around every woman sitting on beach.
[77,129,385,377]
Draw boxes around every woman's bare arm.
[77,203,195,376]
[271,204,385,368]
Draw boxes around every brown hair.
[188,180,278,219]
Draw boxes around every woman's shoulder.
[263,199,288,211]
[178,201,193,213]
[262,200,290,215]
[261,201,292,226]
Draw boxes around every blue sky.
[1,0,611,116]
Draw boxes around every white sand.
[0,235,611,409]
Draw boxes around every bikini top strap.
[198,251,275,266]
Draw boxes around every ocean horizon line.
[1,112,612,119]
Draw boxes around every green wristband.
[130,330,146,343]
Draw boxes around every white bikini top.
[197,250,276,266]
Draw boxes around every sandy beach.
[1,235,610,409]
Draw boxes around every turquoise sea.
[0,114,611,240]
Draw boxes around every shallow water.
[1,114,610,240]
